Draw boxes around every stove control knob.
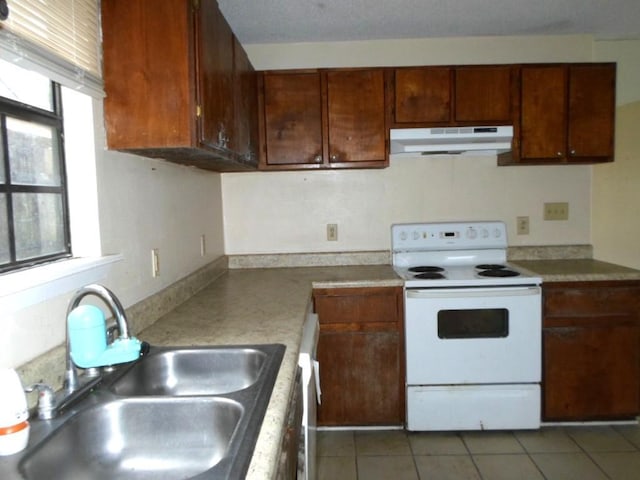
[399,231,408,241]
[466,228,477,239]
[494,228,502,238]
[412,230,420,240]
[481,228,489,238]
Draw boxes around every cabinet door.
[102,0,194,149]
[454,66,513,123]
[567,64,615,162]
[233,37,258,162]
[544,322,640,420]
[318,330,401,425]
[520,65,567,161]
[327,69,386,164]
[197,0,235,149]
[261,72,323,166]
[394,67,451,124]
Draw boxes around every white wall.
[592,40,640,269]
[2,99,225,369]
[222,35,595,254]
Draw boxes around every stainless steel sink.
[20,397,242,479]
[109,346,268,396]
[5,343,285,480]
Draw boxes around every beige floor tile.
[613,424,640,450]
[318,430,356,456]
[461,431,525,454]
[317,455,357,480]
[355,430,412,456]
[356,455,419,480]
[409,432,469,455]
[530,452,608,480]
[566,426,637,452]
[414,455,481,480]
[590,451,640,480]
[473,454,544,480]
[515,428,582,453]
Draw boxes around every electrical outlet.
[327,223,338,241]
[200,234,206,257]
[151,248,160,277]
[517,216,530,235]
[544,202,569,221]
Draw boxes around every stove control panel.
[392,221,507,251]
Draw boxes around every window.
[0,58,71,272]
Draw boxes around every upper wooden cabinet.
[389,65,515,127]
[102,0,258,171]
[502,63,616,165]
[258,69,387,170]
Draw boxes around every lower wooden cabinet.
[543,281,640,421]
[313,286,404,426]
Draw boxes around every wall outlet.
[544,202,569,221]
[151,248,160,277]
[327,223,338,241]
[517,216,530,235]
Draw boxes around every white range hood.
[390,125,513,156]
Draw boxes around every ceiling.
[217,0,640,45]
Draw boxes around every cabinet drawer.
[544,281,640,319]
[313,287,402,325]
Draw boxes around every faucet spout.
[64,284,132,392]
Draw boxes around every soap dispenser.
[0,369,29,456]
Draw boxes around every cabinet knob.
[217,124,229,148]
[330,154,338,162]
[570,149,576,156]
[314,155,322,163]
[556,151,563,157]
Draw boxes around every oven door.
[405,286,541,385]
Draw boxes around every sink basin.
[109,346,269,396]
[4,344,286,480]
[19,397,243,479]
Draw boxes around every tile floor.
[317,424,640,480]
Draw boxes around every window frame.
[0,80,72,272]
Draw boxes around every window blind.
[0,0,102,96]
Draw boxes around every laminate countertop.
[138,265,402,480]
[512,259,640,282]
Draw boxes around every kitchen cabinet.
[258,69,387,169]
[501,63,616,165]
[389,65,514,127]
[542,281,640,421]
[313,286,404,426]
[101,0,258,171]
[276,368,302,480]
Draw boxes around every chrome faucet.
[64,284,131,393]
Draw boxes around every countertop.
[512,258,640,282]
[138,265,401,480]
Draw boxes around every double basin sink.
[10,344,285,479]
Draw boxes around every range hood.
[390,126,513,156]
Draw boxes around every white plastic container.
[0,369,29,456]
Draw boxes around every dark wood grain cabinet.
[102,0,257,171]
[313,286,404,426]
[502,63,616,165]
[542,281,640,421]
[389,65,515,127]
[258,69,387,169]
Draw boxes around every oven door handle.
[406,286,541,299]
